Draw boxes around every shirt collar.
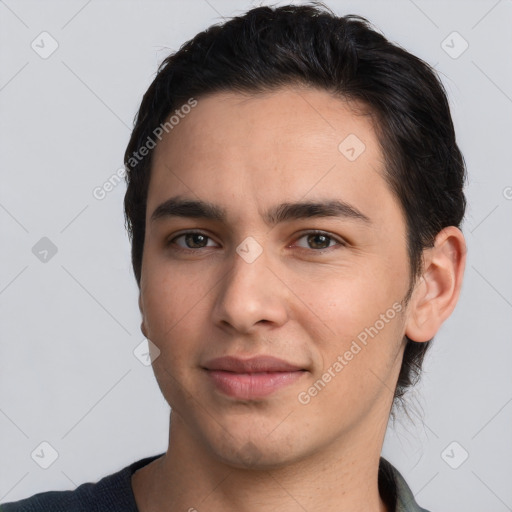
[379,457,431,512]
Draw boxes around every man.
[1,3,466,511]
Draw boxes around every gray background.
[1,0,511,510]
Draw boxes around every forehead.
[147,86,396,228]
[153,86,380,167]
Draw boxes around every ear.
[405,226,466,342]
[139,293,149,338]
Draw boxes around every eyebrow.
[150,196,371,226]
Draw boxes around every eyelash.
[166,229,346,254]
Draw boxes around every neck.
[132,412,390,512]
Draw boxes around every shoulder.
[0,453,164,512]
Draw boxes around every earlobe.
[405,226,466,343]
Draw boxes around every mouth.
[202,355,307,399]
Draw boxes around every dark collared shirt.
[0,453,430,511]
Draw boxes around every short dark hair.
[123,2,467,412]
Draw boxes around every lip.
[203,356,306,399]
[203,355,304,373]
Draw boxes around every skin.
[131,86,466,511]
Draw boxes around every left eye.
[294,232,342,250]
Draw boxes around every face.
[139,86,413,468]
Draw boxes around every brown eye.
[294,231,342,251]
[183,233,209,248]
[168,231,218,250]
[306,233,331,249]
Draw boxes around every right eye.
[167,231,219,251]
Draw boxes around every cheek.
[299,267,406,368]
[299,294,405,424]
[141,270,206,407]
[141,258,211,339]
[140,261,218,386]
[298,268,388,329]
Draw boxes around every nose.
[211,244,289,334]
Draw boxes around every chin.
[206,428,309,471]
